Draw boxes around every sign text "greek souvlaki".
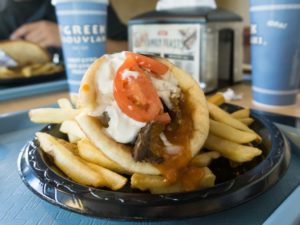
[59,24,106,44]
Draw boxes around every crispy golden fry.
[0,63,64,78]
[208,102,251,132]
[190,151,221,167]
[29,108,80,124]
[131,167,215,194]
[57,136,127,190]
[36,132,103,187]
[67,134,81,143]
[77,139,130,175]
[86,163,127,190]
[61,138,128,190]
[204,133,262,163]
[207,92,225,106]
[19,64,43,77]
[32,63,53,75]
[21,63,52,77]
[231,108,250,119]
[60,120,86,140]
[21,65,36,77]
[207,103,262,142]
[0,67,17,78]
[131,173,171,190]
[209,119,257,144]
[37,132,127,190]
[58,98,73,109]
[238,118,254,126]
[27,63,63,76]
[56,138,78,155]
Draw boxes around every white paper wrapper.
[223,88,243,101]
[0,50,17,67]
[156,0,216,11]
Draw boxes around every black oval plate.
[0,71,65,86]
[17,104,291,220]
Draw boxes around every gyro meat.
[99,111,110,128]
[133,122,165,163]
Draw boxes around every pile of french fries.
[28,93,262,194]
[0,62,64,78]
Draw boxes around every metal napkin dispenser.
[128,7,243,93]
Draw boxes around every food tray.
[0,79,68,102]
[0,109,300,225]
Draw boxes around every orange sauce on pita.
[155,93,205,190]
[82,84,90,92]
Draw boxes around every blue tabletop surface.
[0,111,300,225]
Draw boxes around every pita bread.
[76,54,209,175]
[0,40,50,66]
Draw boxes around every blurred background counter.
[0,0,299,117]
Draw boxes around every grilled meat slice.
[99,111,110,128]
[133,122,165,163]
[169,94,183,124]
[163,94,184,133]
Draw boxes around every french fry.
[231,108,250,119]
[204,133,262,163]
[36,132,103,187]
[29,108,80,124]
[56,136,127,190]
[208,102,251,132]
[209,119,257,144]
[19,63,63,77]
[30,63,53,75]
[21,65,34,77]
[60,120,86,139]
[207,92,225,106]
[238,118,254,126]
[0,67,19,78]
[67,134,81,143]
[23,64,41,76]
[131,173,172,190]
[86,163,127,190]
[131,167,215,194]
[37,132,127,190]
[1,63,63,78]
[37,63,63,75]
[56,138,78,155]
[58,98,73,109]
[207,103,262,142]
[55,137,127,190]
[77,139,130,175]
[190,151,221,167]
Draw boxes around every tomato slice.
[127,52,169,78]
[114,54,167,123]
